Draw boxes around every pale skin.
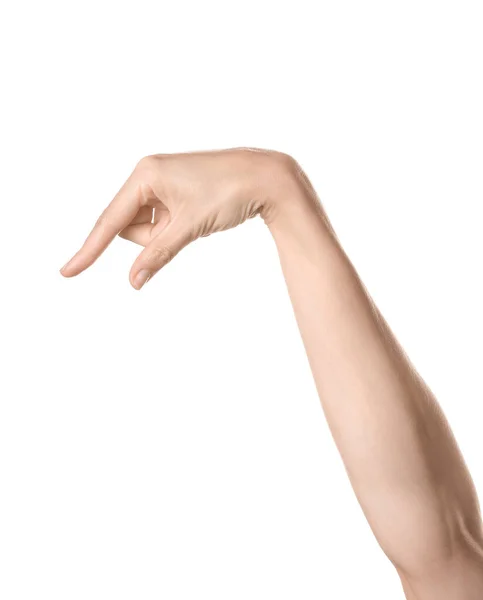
[60,148,483,598]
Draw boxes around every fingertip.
[129,267,152,290]
[129,268,139,290]
[60,254,84,278]
[60,261,72,277]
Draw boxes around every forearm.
[265,159,483,580]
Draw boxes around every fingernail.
[134,269,151,289]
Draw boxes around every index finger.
[60,174,143,277]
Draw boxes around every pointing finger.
[60,176,148,277]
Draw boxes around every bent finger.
[129,219,193,290]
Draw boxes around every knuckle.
[144,244,173,267]
[95,210,111,229]
[135,154,159,172]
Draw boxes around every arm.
[60,148,483,598]
[266,157,483,598]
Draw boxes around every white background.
[1,1,482,598]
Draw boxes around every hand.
[60,147,294,289]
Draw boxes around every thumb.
[129,218,192,290]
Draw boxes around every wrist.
[259,152,335,245]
